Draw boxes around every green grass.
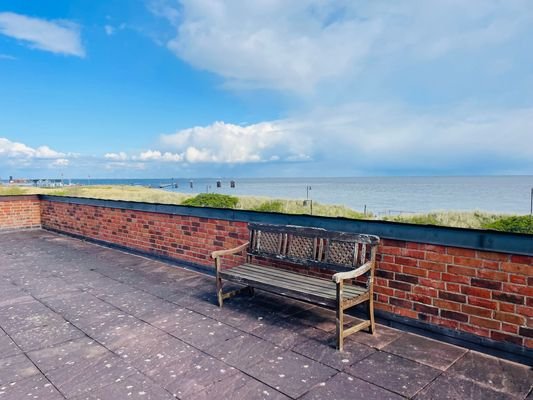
[383,211,504,229]
[1,184,531,233]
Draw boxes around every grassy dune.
[1,184,530,232]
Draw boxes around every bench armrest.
[211,242,250,259]
[332,261,373,283]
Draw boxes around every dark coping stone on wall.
[38,195,533,256]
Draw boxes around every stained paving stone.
[90,318,165,351]
[145,349,238,399]
[189,371,290,400]
[0,301,64,335]
[347,351,441,398]
[126,336,196,375]
[70,373,175,400]
[170,317,241,350]
[46,353,136,398]
[0,374,63,400]
[447,351,533,399]
[382,332,468,370]
[0,331,20,360]
[286,306,357,332]
[142,306,208,333]
[251,319,326,349]
[243,350,337,399]
[10,321,85,352]
[347,324,405,349]
[300,372,404,400]
[97,290,170,319]
[292,330,376,370]
[205,333,284,369]
[27,337,109,374]
[414,372,519,400]
[0,354,40,385]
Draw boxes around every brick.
[476,270,508,282]
[402,249,425,258]
[442,273,470,285]
[440,310,469,323]
[430,316,460,330]
[434,299,462,312]
[490,331,523,346]
[414,303,439,315]
[492,292,525,305]
[462,286,491,299]
[502,283,533,297]
[501,323,518,335]
[477,251,509,262]
[445,283,461,293]
[413,286,438,297]
[395,273,419,284]
[439,291,466,303]
[468,297,497,310]
[519,326,533,338]
[501,262,533,276]
[402,266,428,277]
[395,256,418,267]
[461,304,492,318]
[493,311,525,325]
[498,303,515,313]
[447,247,476,257]
[460,324,490,338]
[389,281,412,291]
[471,278,502,291]
[517,305,533,318]
[470,316,500,330]
[417,260,446,272]
[447,265,476,277]
[425,252,453,263]
[419,278,445,290]
[510,255,533,265]
[390,298,413,309]
[408,293,432,305]
[509,275,527,285]
[425,244,446,253]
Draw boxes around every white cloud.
[153,0,533,94]
[104,152,128,161]
[51,158,69,167]
[0,12,84,57]
[0,138,65,160]
[159,120,311,163]
[137,150,183,162]
[0,54,16,60]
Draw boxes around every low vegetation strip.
[0,185,531,233]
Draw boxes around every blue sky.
[1,0,532,178]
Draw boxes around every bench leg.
[368,293,375,334]
[216,275,224,308]
[336,282,344,351]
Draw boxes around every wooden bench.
[211,223,380,350]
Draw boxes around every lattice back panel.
[286,235,316,261]
[324,240,357,268]
[255,231,282,256]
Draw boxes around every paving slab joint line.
[0,325,67,399]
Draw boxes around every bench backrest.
[248,223,380,273]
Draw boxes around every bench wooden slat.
[221,264,366,302]
[237,264,366,298]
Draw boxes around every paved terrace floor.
[0,230,531,400]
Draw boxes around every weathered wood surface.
[212,223,380,351]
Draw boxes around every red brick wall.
[39,199,532,350]
[0,196,41,231]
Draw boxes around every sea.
[62,176,533,216]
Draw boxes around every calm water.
[65,176,533,215]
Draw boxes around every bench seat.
[212,223,380,350]
[220,263,369,308]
